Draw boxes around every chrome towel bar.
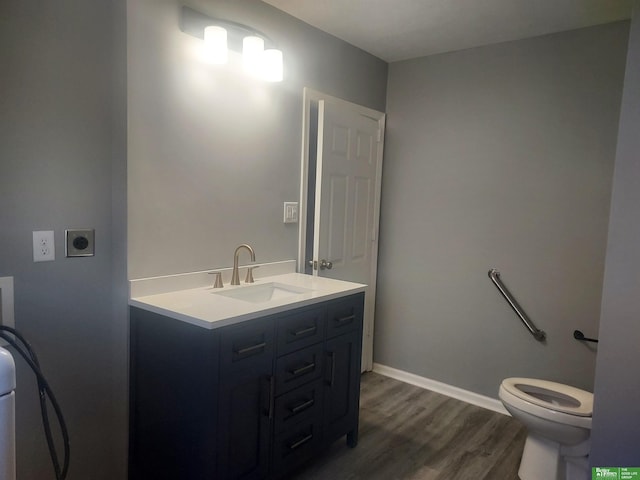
[488,268,546,342]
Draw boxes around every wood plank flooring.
[292,372,526,480]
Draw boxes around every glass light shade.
[262,48,283,82]
[242,36,265,75]
[204,26,228,64]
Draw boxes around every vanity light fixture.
[180,6,284,82]
[204,25,228,64]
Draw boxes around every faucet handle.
[208,271,224,288]
[245,266,259,284]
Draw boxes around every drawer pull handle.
[335,314,355,324]
[262,375,275,420]
[288,433,313,451]
[289,398,315,414]
[268,376,275,420]
[326,352,335,387]
[291,325,317,337]
[290,362,316,376]
[235,341,267,355]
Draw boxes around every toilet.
[499,377,593,480]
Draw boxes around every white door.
[311,98,384,371]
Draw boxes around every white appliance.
[0,347,16,480]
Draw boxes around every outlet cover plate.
[33,230,55,262]
[66,229,95,257]
[283,202,299,224]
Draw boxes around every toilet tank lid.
[501,377,593,417]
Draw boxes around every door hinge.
[376,128,382,142]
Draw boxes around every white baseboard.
[372,363,509,416]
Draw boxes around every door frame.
[297,87,385,372]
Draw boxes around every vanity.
[128,269,365,480]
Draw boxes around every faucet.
[231,244,255,285]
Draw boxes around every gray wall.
[376,23,629,398]
[127,0,388,280]
[591,1,640,466]
[0,0,128,479]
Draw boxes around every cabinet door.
[218,318,275,480]
[217,365,273,480]
[323,330,362,447]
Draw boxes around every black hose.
[0,326,70,480]
[2,328,63,477]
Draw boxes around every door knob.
[320,259,333,270]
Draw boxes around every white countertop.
[129,272,366,330]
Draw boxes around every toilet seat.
[501,378,593,417]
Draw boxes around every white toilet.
[499,377,593,480]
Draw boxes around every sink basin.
[213,282,312,304]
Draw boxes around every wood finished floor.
[292,372,526,480]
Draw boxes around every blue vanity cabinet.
[129,292,364,480]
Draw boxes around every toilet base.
[518,434,589,480]
[519,434,561,480]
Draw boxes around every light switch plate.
[66,229,95,257]
[283,202,298,224]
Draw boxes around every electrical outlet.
[33,230,55,262]
[65,229,95,257]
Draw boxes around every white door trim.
[297,87,385,372]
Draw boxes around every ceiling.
[262,0,633,62]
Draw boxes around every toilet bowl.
[499,377,593,480]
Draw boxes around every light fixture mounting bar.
[180,6,274,51]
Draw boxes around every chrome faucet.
[231,244,255,285]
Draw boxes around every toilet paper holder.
[573,330,599,343]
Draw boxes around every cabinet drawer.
[272,419,322,475]
[276,306,325,355]
[220,317,275,372]
[326,295,364,339]
[275,343,323,395]
[274,380,323,434]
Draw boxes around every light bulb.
[204,26,228,64]
[243,36,264,76]
[262,49,283,82]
